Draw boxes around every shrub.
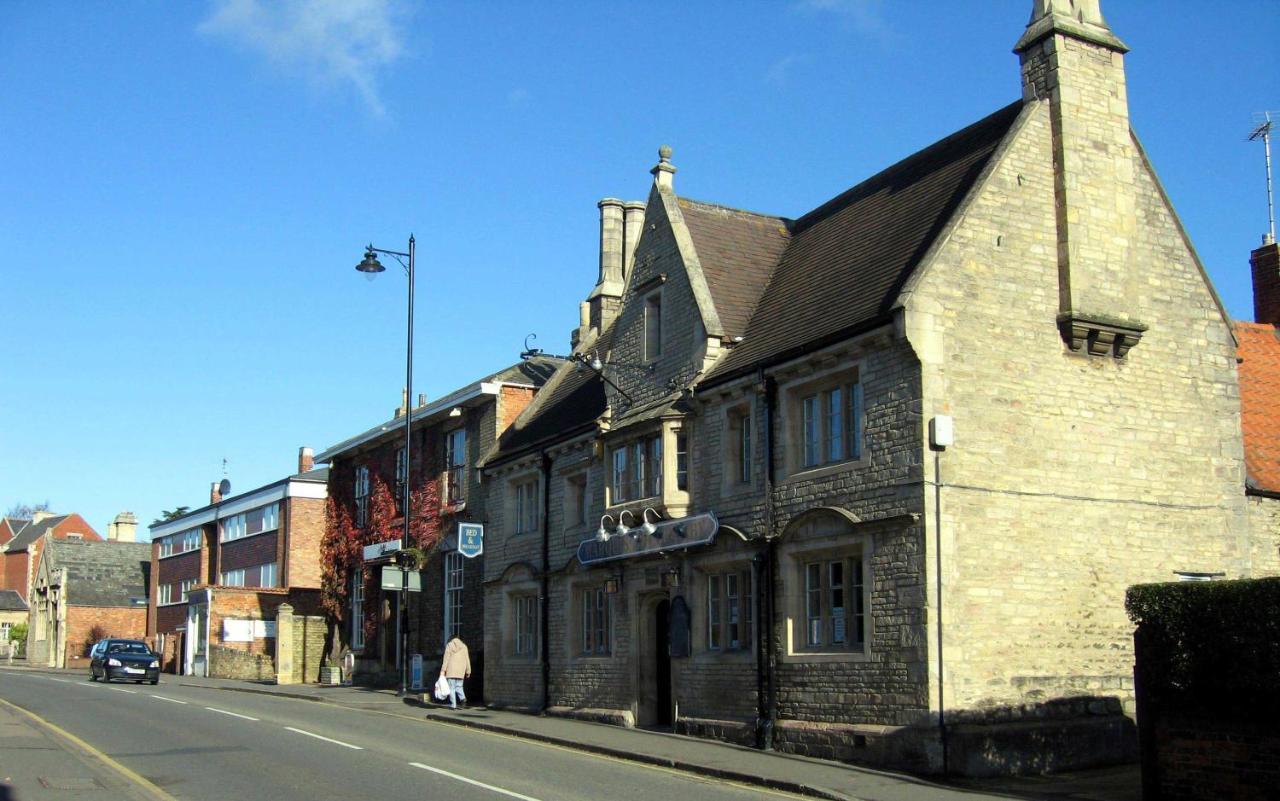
[1126,577,1280,721]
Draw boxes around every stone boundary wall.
[209,643,274,680]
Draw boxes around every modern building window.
[159,528,201,557]
[158,584,174,605]
[707,569,754,651]
[180,578,196,601]
[354,465,370,528]
[795,376,864,471]
[513,478,538,535]
[443,552,464,642]
[394,447,407,509]
[610,434,662,504]
[514,594,538,657]
[219,562,276,588]
[445,428,467,505]
[803,556,866,650]
[221,503,279,542]
[580,586,611,656]
[644,292,662,361]
[351,569,365,651]
[565,474,588,527]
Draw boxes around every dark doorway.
[655,599,672,726]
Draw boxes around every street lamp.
[355,236,415,697]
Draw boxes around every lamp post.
[355,236,415,696]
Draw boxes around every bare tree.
[5,501,51,519]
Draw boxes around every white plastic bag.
[433,675,450,701]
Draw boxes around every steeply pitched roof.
[3,515,71,553]
[703,101,1023,385]
[44,540,151,607]
[1235,321,1280,494]
[0,589,26,611]
[678,199,791,342]
[485,330,615,467]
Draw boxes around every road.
[0,670,797,801]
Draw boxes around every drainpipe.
[539,451,552,713]
[754,372,779,750]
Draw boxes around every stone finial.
[651,145,676,188]
[1029,0,1104,26]
[1016,0,1125,53]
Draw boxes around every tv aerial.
[1249,111,1277,245]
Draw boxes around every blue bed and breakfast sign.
[458,522,484,558]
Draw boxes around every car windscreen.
[108,642,151,654]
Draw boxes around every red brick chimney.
[298,446,314,474]
[210,481,222,505]
[1251,240,1280,326]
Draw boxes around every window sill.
[780,458,867,485]
[781,647,871,664]
[158,550,200,560]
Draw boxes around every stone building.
[146,448,327,678]
[314,359,557,691]
[28,538,150,669]
[480,0,1275,776]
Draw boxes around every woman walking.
[439,636,471,709]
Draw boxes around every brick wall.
[290,614,327,684]
[63,606,147,669]
[1249,240,1280,327]
[2,551,29,600]
[220,531,280,573]
[285,497,325,589]
[210,644,274,680]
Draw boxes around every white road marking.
[46,677,71,683]
[284,726,363,750]
[205,707,259,721]
[109,687,138,694]
[409,762,544,801]
[150,695,187,704]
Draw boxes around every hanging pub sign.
[363,538,402,562]
[380,565,422,592]
[577,512,719,566]
[457,522,484,559]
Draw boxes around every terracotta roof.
[2,515,70,553]
[678,199,791,341]
[704,102,1022,385]
[1235,321,1280,494]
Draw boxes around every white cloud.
[200,0,409,116]
[766,54,806,87]
[797,0,891,40]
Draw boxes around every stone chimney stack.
[107,512,138,542]
[1251,240,1280,326]
[32,510,53,524]
[1015,0,1147,356]
[298,446,315,474]
[623,200,646,277]
[586,199,627,335]
[210,481,222,505]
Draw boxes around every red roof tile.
[1235,321,1280,493]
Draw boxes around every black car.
[89,638,160,684]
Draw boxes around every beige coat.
[440,637,471,679]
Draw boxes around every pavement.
[0,661,1140,801]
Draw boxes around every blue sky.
[2,1,1276,537]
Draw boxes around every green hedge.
[1126,577,1280,720]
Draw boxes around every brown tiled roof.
[678,199,791,341]
[1235,321,1280,494]
[703,102,1022,385]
